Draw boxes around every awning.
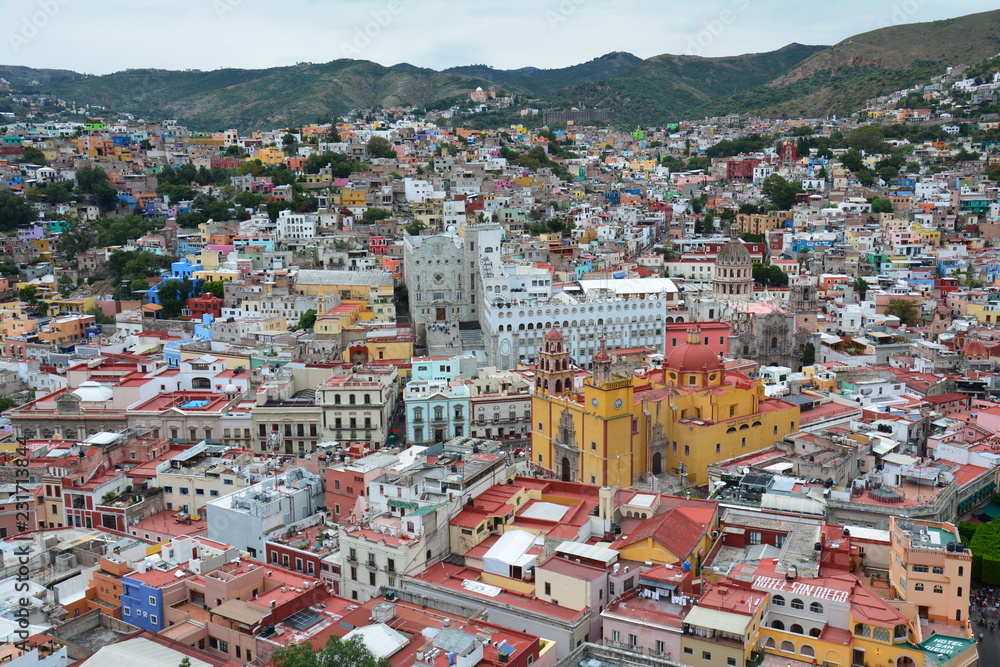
[683,605,751,636]
[980,501,1000,520]
[387,499,418,510]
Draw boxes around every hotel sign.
[754,576,850,603]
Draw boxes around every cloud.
[0,0,996,74]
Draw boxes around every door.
[436,307,446,321]
[652,452,663,475]
[561,457,571,481]
[434,429,443,443]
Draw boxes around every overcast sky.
[2,0,997,74]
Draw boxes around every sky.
[1,0,998,75]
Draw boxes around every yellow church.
[531,327,800,487]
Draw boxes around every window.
[544,582,551,596]
[149,596,156,605]
[933,585,943,594]
[914,583,924,591]
[790,598,804,610]
[702,651,711,661]
[123,606,130,616]
[150,615,158,625]
[209,490,219,497]
[932,566,944,575]
[727,659,737,667]
[810,601,823,614]
[912,564,929,573]
[749,531,761,545]
[959,566,964,577]
[628,634,637,648]
[224,479,233,485]
[195,488,205,495]
[872,627,890,642]
[771,620,784,630]
[772,595,785,606]
[163,486,173,494]
[790,624,803,634]
[179,487,189,495]
[683,647,693,655]
[369,571,376,586]
[684,445,690,456]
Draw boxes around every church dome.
[72,381,114,402]
[716,238,752,267]
[666,331,723,374]
[964,338,987,358]
[544,327,563,341]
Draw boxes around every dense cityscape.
[1,5,1000,667]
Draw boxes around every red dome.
[964,338,987,358]
[544,327,563,340]
[666,341,723,374]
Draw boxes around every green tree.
[885,299,918,327]
[802,342,816,367]
[404,220,426,236]
[272,636,391,667]
[839,150,865,173]
[855,169,876,187]
[361,208,392,224]
[0,396,16,411]
[156,279,192,318]
[869,198,893,214]
[201,280,226,299]
[86,306,116,325]
[18,286,37,304]
[0,190,37,231]
[56,218,98,257]
[178,658,192,667]
[845,125,886,154]
[295,309,317,331]
[760,174,802,211]
[76,166,110,194]
[367,136,396,159]
[57,274,74,296]
[20,146,46,164]
[851,277,869,300]
[0,259,19,278]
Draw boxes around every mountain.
[689,9,1000,120]
[7,8,1000,130]
[546,44,826,127]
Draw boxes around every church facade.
[531,328,800,487]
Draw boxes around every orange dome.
[544,327,563,340]
[666,338,723,374]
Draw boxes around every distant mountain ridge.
[2,8,999,130]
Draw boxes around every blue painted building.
[121,573,165,632]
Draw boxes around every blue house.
[121,573,164,632]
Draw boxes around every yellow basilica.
[531,327,800,487]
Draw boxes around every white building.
[275,210,317,241]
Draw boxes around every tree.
[178,658,192,667]
[156,279,192,318]
[361,208,392,224]
[885,299,918,327]
[75,166,110,194]
[366,136,396,159]
[272,636,391,667]
[869,198,893,214]
[20,146,46,164]
[18,286,37,304]
[404,219,426,236]
[802,343,816,367]
[201,280,226,298]
[56,218,98,257]
[0,190,37,231]
[851,277,869,301]
[760,174,802,211]
[295,309,317,331]
[57,274,74,296]
[845,125,886,154]
[839,150,865,173]
[86,306,116,325]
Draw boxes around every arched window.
[790,624,803,635]
[771,620,784,630]
[872,627,890,643]
[933,585,943,594]
[762,637,776,649]
[854,624,871,638]
[809,628,821,638]
[800,645,815,658]
[790,598,804,610]
[914,583,924,591]
[349,394,356,405]
[810,601,824,614]
[772,595,785,606]
[780,640,795,653]
[771,336,778,348]
[192,377,211,389]
[958,586,963,597]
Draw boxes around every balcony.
[365,560,378,569]
[605,641,642,654]
[346,555,358,564]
